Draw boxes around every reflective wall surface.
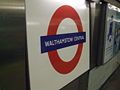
[0,0,26,89]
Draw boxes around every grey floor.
[99,66,120,90]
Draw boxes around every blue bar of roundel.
[41,32,86,53]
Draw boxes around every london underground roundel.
[47,5,83,74]
[26,0,89,89]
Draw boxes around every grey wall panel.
[0,0,27,89]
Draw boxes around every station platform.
[100,66,120,90]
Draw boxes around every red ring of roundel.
[47,5,83,74]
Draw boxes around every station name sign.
[41,32,86,53]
